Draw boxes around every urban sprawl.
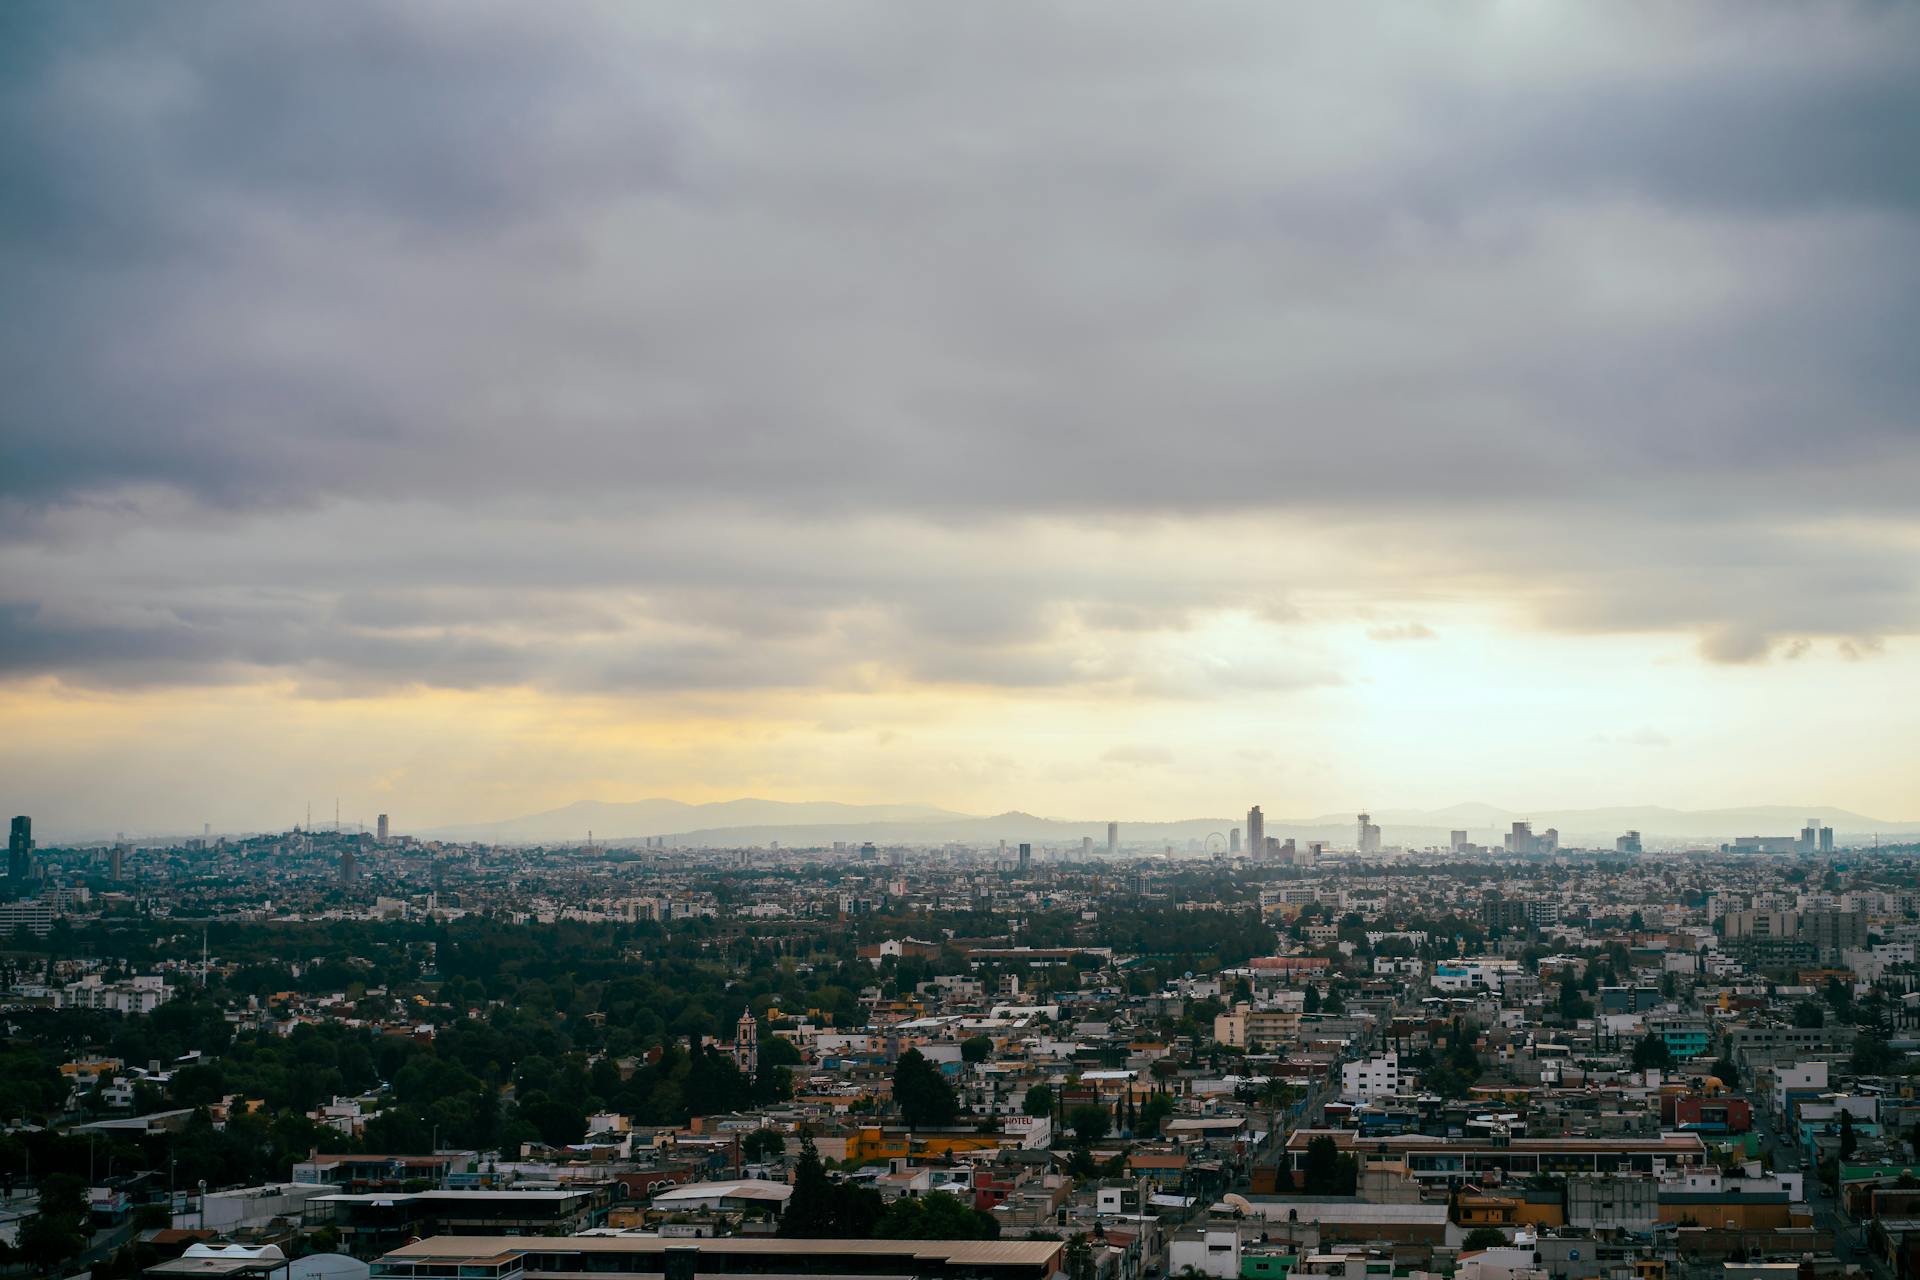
[5,810,1920,1280]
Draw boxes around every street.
[1742,1089,1884,1279]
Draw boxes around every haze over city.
[12,9,1920,1280]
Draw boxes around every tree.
[1303,986,1321,1014]
[1827,977,1857,1024]
[1851,1033,1897,1076]
[1138,1093,1174,1138]
[1464,1227,1510,1250]
[1793,1001,1826,1029]
[961,1035,993,1066]
[1322,986,1344,1015]
[1023,1084,1056,1118]
[1068,1103,1112,1145]
[742,1128,785,1163]
[873,1189,999,1239]
[1840,1110,1858,1161]
[1557,981,1593,1022]
[20,1173,89,1272]
[782,1133,836,1237]
[1632,1034,1674,1072]
[761,1036,804,1069]
[1064,1234,1095,1280]
[893,1049,960,1129]
[1302,1134,1341,1194]
[782,1132,882,1237]
[1710,1057,1741,1089]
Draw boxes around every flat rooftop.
[1284,1128,1706,1153]
[383,1237,1064,1267]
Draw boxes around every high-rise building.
[1800,910,1867,957]
[340,842,359,885]
[1107,822,1119,856]
[1504,821,1560,856]
[1080,836,1093,858]
[1018,843,1031,874]
[1798,818,1836,855]
[8,816,30,881]
[1616,830,1643,854]
[109,844,126,881]
[1450,830,1469,853]
[1229,827,1241,854]
[1356,812,1382,855]
[377,813,390,842]
[1246,806,1264,857]
[1482,896,1527,929]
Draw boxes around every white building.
[1341,1052,1401,1101]
[59,974,172,1014]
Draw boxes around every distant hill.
[418,797,966,844]
[417,797,1920,849]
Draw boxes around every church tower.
[734,1007,758,1075]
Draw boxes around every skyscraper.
[1356,813,1381,855]
[1018,842,1031,874]
[8,816,29,881]
[377,813,390,842]
[1230,827,1241,854]
[1246,806,1264,857]
[1106,821,1118,856]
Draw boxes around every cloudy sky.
[5,3,1919,836]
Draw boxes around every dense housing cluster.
[6,817,1920,1280]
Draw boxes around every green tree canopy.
[1632,1034,1674,1071]
[1068,1103,1112,1144]
[873,1189,999,1240]
[893,1049,960,1129]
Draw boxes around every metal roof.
[385,1237,1064,1266]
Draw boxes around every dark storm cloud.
[2,2,1918,687]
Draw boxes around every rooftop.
[383,1237,1064,1267]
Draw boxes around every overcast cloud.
[4,1,1919,695]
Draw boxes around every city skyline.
[5,4,1920,830]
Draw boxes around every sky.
[4,3,1919,837]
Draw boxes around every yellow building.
[845,1126,1004,1164]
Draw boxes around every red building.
[1668,1095,1752,1133]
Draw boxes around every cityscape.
[5,6,1920,1280]
[7,805,1920,1280]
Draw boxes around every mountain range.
[415,797,1920,849]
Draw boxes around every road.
[1741,1089,1883,1277]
